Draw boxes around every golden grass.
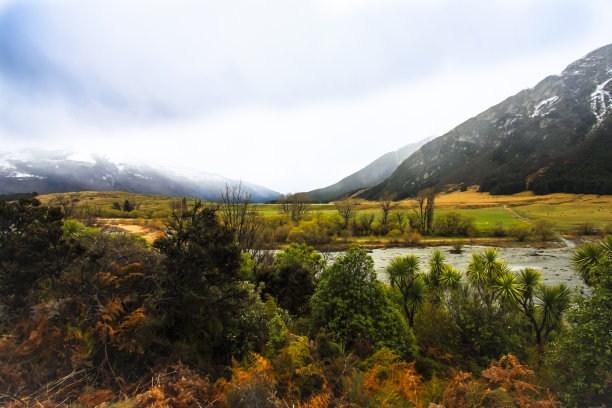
[36,187,612,236]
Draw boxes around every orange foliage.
[77,389,115,408]
[136,364,222,408]
[364,361,424,408]
[441,355,561,408]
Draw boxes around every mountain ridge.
[361,43,612,200]
[307,136,433,202]
[0,149,280,203]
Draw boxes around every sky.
[0,0,611,193]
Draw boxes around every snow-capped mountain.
[363,43,612,199]
[0,150,279,203]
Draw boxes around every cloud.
[1,0,611,192]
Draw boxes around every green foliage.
[258,244,324,316]
[533,219,556,241]
[572,235,612,285]
[433,211,478,237]
[548,241,612,406]
[508,222,532,242]
[386,255,425,327]
[153,201,268,370]
[311,245,417,359]
[0,199,75,317]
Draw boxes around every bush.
[491,223,506,237]
[533,219,556,241]
[311,245,417,359]
[433,212,478,237]
[508,223,532,242]
[575,222,598,236]
[387,229,403,243]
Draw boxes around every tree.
[385,255,425,327]
[334,195,360,230]
[571,235,612,285]
[378,192,398,234]
[533,219,556,241]
[512,268,570,349]
[0,199,74,318]
[218,182,265,251]
[310,245,416,358]
[548,247,612,407]
[153,201,268,368]
[267,244,325,315]
[358,212,376,236]
[279,192,312,223]
[122,199,134,212]
[412,188,437,235]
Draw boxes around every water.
[322,244,583,289]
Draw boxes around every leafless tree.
[217,183,265,251]
[279,192,312,222]
[394,211,408,232]
[334,195,360,230]
[378,192,398,233]
[412,187,437,235]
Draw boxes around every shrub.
[433,212,478,237]
[575,222,598,235]
[533,219,556,241]
[508,223,532,242]
[491,222,506,237]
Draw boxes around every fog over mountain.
[0,150,279,203]
[307,136,434,202]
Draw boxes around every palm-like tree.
[572,236,612,285]
[503,267,571,349]
[572,243,603,285]
[439,265,462,290]
[534,283,571,347]
[386,254,424,326]
[426,249,448,303]
[492,272,523,304]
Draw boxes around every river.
[323,243,584,290]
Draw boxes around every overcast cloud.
[1,0,611,192]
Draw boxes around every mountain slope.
[363,43,612,200]
[307,137,433,202]
[0,150,279,203]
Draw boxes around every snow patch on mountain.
[590,75,612,121]
[530,96,559,117]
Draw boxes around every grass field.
[35,188,612,239]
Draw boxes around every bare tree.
[394,211,408,232]
[279,192,312,222]
[334,195,360,230]
[378,192,398,233]
[412,187,437,235]
[217,183,264,251]
[51,194,79,218]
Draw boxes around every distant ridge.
[307,136,433,202]
[0,150,279,203]
[362,43,612,199]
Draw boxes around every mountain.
[0,150,279,203]
[362,43,612,200]
[307,137,433,202]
